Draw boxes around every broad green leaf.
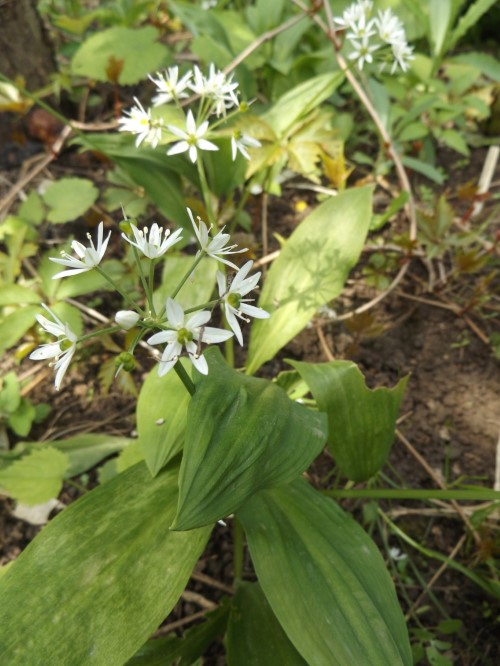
[137,359,191,476]
[262,72,344,137]
[0,283,40,306]
[0,372,21,414]
[237,479,412,666]
[18,191,44,225]
[172,348,327,530]
[402,156,446,184]
[439,129,470,156]
[428,0,453,61]
[226,582,307,666]
[42,177,98,224]
[13,434,131,478]
[451,52,500,82]
[74,134,197,231]
[246,186,373,374]
[0,305,41,354]
[0,462,212,665]
[153,254,217,313]
[0,447,68,504]
[71,27,168,84]
[290,360,408,482]
[7,398,36,437]
[129,602,230,665]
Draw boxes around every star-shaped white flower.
[231,131,261,161]
[166,110,218,163]
[190,64,239,116]
[391,40,414,73]
[122,222,183,259]
[147,298,233,376]
[29,305,78,390]
[50,222,111,279]
[149,66,192,106]
[187,208,246,269]
[347,36,380,69]
[216,261,270,345]
[118,97,162,148]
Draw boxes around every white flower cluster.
[334,0,414,73]
[118,64,261,164]
[30,215,269,389]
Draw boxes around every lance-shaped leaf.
[290,360,408,482]
[0,462,211,665]
[137,359,191,476]
[226,582,307,666]
[246,186,373,375]
[172,348,327,531]
[237,479,412,666]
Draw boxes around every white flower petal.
[166,298,185,328]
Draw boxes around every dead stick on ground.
[404,534,466,620]
[396,429,482,548]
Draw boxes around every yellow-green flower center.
[227,293,242,309]
[177,327,193,344]
[59,338,73,351]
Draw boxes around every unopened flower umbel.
[50,222,110,279]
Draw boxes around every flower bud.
[115,352,136,372]
[115,310,140,330]
[119,220,132,235]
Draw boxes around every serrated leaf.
[226,582,306,665]
[172,348,327,531]
[137,359,191,476]
[289,360,408,482]
[7,398,36,437]
[0,284,41,306]
[246,186,373,374]
[0,372,21,415]
[0,462,212,665]
[15,434,132,478]
[0,447,68,504]
[71,26,168,84]
[0,305,42,354]
[42,177,98,224]
[237,479,412,665]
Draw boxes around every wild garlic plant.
[30,213,269,393]
[117,63,261,226]
[334,0,414,72]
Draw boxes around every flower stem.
[94,266,145,315]
[132,246,156,316]
[174,360,196,396]
[197,158,217,228]
[77,326,122,343]
[170,253,205,301]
